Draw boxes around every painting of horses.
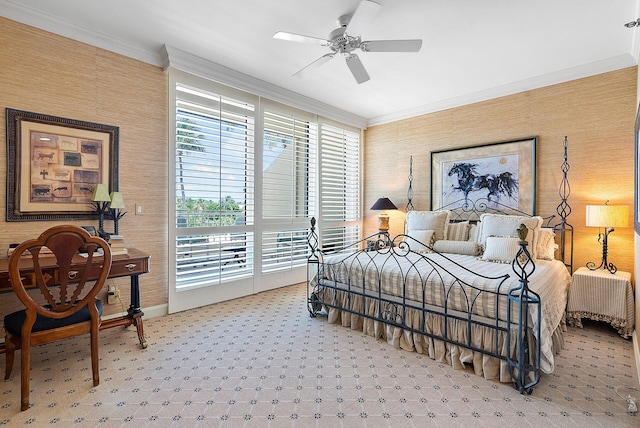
[445,155,519,205]
[431,138,536,216]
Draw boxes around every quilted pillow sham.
[477,213,543,259]
[481,235,520,263]
[405,210,450,241]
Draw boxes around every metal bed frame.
[306,137,572,395]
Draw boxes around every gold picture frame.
[430,137,536,216]
[6,108,119,221]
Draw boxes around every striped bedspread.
[316,249,571,372]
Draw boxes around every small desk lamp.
[91,184,111,241]
[370,197,398,233]
[585,201,629,274]
[108,191,127,236]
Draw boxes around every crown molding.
[0,0,160,65]
[161,45,368,129]
[368,54,638,126]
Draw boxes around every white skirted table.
[566,267,635,338]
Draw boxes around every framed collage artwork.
[6,108,119,221]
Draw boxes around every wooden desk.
[0,248,150,350]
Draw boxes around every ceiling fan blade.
[273,31,329,46]
[361,39,423,52]
[345,54,370,84]
[292,53,335,78]
[347,0,381,35]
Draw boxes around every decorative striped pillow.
[481,235,520,263]
[446,221,469,241]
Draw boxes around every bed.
[306,142,574,394]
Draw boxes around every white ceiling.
[1,0,639,126]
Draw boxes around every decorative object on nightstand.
[566,266,635,338]
[91,184,112,241]
[370,197,397,232]
[585,201,629,274]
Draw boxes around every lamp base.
[377,214,389,232]
[586,228,617,274]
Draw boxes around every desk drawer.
[0,271,44,291]
[109,258,149,277]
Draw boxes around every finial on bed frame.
[517,223,528,243]
[406,155,414,211]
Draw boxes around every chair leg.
[4,334,15,380]
[90,325,99,387]
[20,338,31,411]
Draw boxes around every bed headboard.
[404,136,574,272]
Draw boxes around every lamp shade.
[109,192,125,209]
[370,197,398,211]
[586,204,629,228]
[92,184,111,202]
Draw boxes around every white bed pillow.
[406,210,450,241]
[433,240,480,256]
[536,228,558,260]
[446,221,469,241]
[408,229,435,253]
[481,236,520,263]
[468,222,479,242]
[477,213,543,259]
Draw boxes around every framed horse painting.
[430,137,536,217]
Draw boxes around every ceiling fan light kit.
[274,0,422,84]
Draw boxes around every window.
[168,68,361,312]
[174,82,255,291]
[319,121,361,253]
[262,105,317,273]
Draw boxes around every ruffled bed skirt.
[318,287,565,383]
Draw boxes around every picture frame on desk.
[5,108,119,222]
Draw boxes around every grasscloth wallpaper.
[0,17,168,317]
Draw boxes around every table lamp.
[92,184,111,241]
[370,197,397,233]
[585,201,629,274]
[108,191,127,236]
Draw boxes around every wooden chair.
[4,225,112,410]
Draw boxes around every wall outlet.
[107,284,119,305]
[135,204,143,215]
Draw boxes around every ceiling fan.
[273,0,422,84]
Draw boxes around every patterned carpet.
[0,282,637,427]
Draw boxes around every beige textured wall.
[365,67,637,278]
[0,18,168,317]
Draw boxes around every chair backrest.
[8,225,112,322]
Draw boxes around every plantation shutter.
[319,121,361,252]
[174,83,255,290]
[261,104,317,273]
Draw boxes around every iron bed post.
[506,223,542,394]
[307,217,322,316]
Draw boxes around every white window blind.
[174,83,255,289]
[262,109,317,219]
[319,122,361,252]
[261,106,317,273]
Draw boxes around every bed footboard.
[306,217,542,394]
